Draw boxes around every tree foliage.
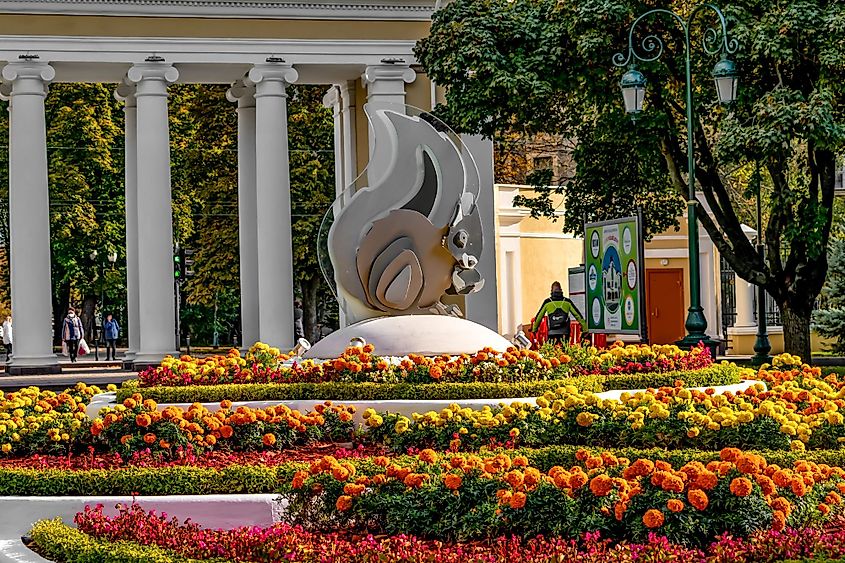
[416,0,845,357]
[814,228,845,354]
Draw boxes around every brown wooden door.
[646,269,685,344]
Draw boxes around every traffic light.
[173,248,182,280]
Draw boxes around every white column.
[226,81,259,350]
[115,82,139,364]
[2,59,59,373]
[322,86,345,204]
[245,62,298,349]
[125,61,179,366]
[461,135,500,333]
[734,273,756,328]
[362,64,415,187]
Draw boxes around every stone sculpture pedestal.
[303,315,512,359]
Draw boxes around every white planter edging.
[87,380,765,424]
[0,494,285,563]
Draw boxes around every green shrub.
[29,518,210,563]
[117,364,740,404]
[0,464,301,496]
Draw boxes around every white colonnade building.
[0,1,498,374]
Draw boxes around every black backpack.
[548,306,569,331]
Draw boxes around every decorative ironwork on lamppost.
[612,3,739,351]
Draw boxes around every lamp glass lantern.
[620,66,647,115]
[712,56,738,105]
[107,251,118,265]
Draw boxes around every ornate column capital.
[362,64,416,86]
[226,79,256,108]
[126,61,179,97]
[245,63,298,98]
[322,85,340,110]
[114,80,137,107]
[1,60,55,97]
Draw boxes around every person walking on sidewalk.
[103,313,120,361]
[531,281,587,347]
[1,315,11,362]
[62,308,84,363]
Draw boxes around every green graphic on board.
[585,216,644,336]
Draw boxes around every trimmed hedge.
[0,464,300,496]
[116,364,741,404]
[29,518,207,563]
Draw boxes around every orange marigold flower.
[220,400,233,410]
[509,491,527,510]
[335,495,353,512]
[524,467,542,488]
[291,470,309,490]
[643,509,665,529]
[569,470,588,490]
[429,366,443,380]
[575,449,589,461]
[444,474,463,490]
[205,434,217,446]
[143,433,157,445]
[585,456,603,470]
[771,496,792,516]
[513,455,529,467]
[819,502,831,515]
[695,471,719,491]
[688,489,709,511]
[755,475,777,497]
[90,421,104,437]
[730,477,753,497]
[135,414,152,428]
[505,470,524,489]
[343,483,365,496]
[262,433,277,447]
[720,447,742,462]
[158,439,170,449]
[772,510,787,531]
[667,499,684,513]
[614,501,627,521]
[655,460,672,472]
[122,398,137,409]
[419,449,438,464]
[791,478,807,497]
[219,425,234,439]
[827,491,842,505]
[589,474,614,497]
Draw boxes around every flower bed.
[0,383,103,457]
[92,396,355,460]
[283,448,843,546]
[360,362,845,452]
[29,512,845,563]
[117,363,739,404]
[137,342,713,388]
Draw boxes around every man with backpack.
[531,281,587,346]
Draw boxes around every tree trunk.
[301,276,320,343]
[780,300,813,362]
[81,294,97,343]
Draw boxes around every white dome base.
[303,315,513,359]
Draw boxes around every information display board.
[584,215,646,338]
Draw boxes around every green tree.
[288,85,338,342]
[814,230,845,354]
[416,0,845,358]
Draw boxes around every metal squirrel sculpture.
[328,107,485,325]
